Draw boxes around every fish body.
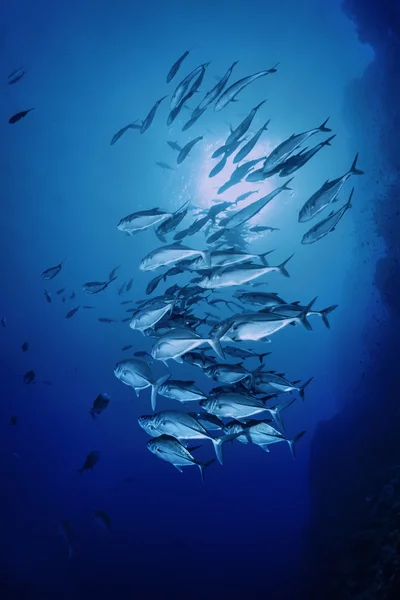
[235,291,286,307]
[129,301,174,332]
[113,359,168,410]
[233,120,270,164]
[196,256,294,289]
[219,180,293,230]
[225,101,267,147]
[263,118,331,172]
[177,136,203,164]
[200,392,270,420]
[182,107,207,131]
[78,451,100,474]
[117,208,171,235]
[170,63,207,111]
[140,243,208,271]
[8,66,25,84]
[197,61,239,112]
[93,509,111,531]
[44,290,52,303]
[41,257,67,280]
[157,379,207,402]
[298,154,363,222]
[90,392,111,418]
[139,411,236,464]
[301,188,354,243]
[215,65,279,111]
[141,96,167,134]
[151,326,226,363]
[9,108,34,123]
[110,121,141,145]
[279,134,336,177]
[147,434,214,481]
[156,161,176,170]
[205,363,252,384]
[155,200,190,240]
[23,370,35,384]
[167,49,190,84]
[83,276,117,294]
[66,306,80,319]
[167,140,182,152]
[21,341,29,352]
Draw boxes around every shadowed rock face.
[306,1,400,598]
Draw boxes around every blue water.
[0,1,381,598]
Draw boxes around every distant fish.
[133,350,153,362]
[78,450,100,474]
[120,300,133,305]
[41,257,67,280]
[58,519,73,559]
[90,392,110,418]
[82,305,95,309]
[10,416,17,426]
[140,96,168,134]
[92,509,111,531]
[9,108,34,123]
[98,317,116,323]
[233,120,270,164]
[44,290,52,303]
[66,306,80,319]
[156,161,176,171]
[121,318,131,323]
[122,344,134,351]
[167,140,182,152]
[8,66,25,84]
[109,265,121,280]
[118,282,126,295]
[70,291,76,300]
[23,370,35,384]
[177,136,203,165]
[1,317,6,328]
[126,278,134,292]
[83,276,117,294]
[236,190,259,203]
[250,225,280,233]
[21,341,29,352]
[166,48,191,84]
[110,121,141,145]
[56,288,66,295]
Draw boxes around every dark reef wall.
[307,1,400,598]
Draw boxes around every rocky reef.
[306,1,400,598]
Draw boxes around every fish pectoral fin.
[259,444,270,453]
[172,464,183,473]
[134,388,140,397]
[174,356,184,363]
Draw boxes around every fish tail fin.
[287,430,306,459]
[299,377,314,400]
[198,458,215,483]
[281,177,294,191]
[350,152,364,175]
[323,134,336,145]
[318,117,331,132]
[266,405,285,431]
[277,253,294,278]
[175,199,190,214]
[320,304,338,329]
[297,296,317,331]
[212,433,241,465]
[263,119,271,130]
[259,352,271,364]
[347,187,354,209]
[89,409,96,419]
[256,99,267,110]
[208,320,231,359]
[202,251,211,267]
[151,375,170,411]
[259,249,275,266]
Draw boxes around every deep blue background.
[0,1,385,598]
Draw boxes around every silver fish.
[110,121,141,145]
[195,256,294,289]
[263,118,332,172]
[301,188,354,243]
[218,180,293,230]
[82,276,117,294]
[129,301,174,333]
[279,134,336,177]
[140,96,168,134]
[166,49,191,84]
[140,243,209,271]
[225,100,267,147]
[139,411,237,464]
[41,257,67,280]
[157,379,207,402]
[113,358,169,410]
[215,65,279,111]
[151,326,227,363]
[233,120,270,164]
[177,136,203,164]
[205,363,252,385]
[117,207,172,235]
[196,61,239,112]
[147,434,214,482]
[298,154,363,222]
